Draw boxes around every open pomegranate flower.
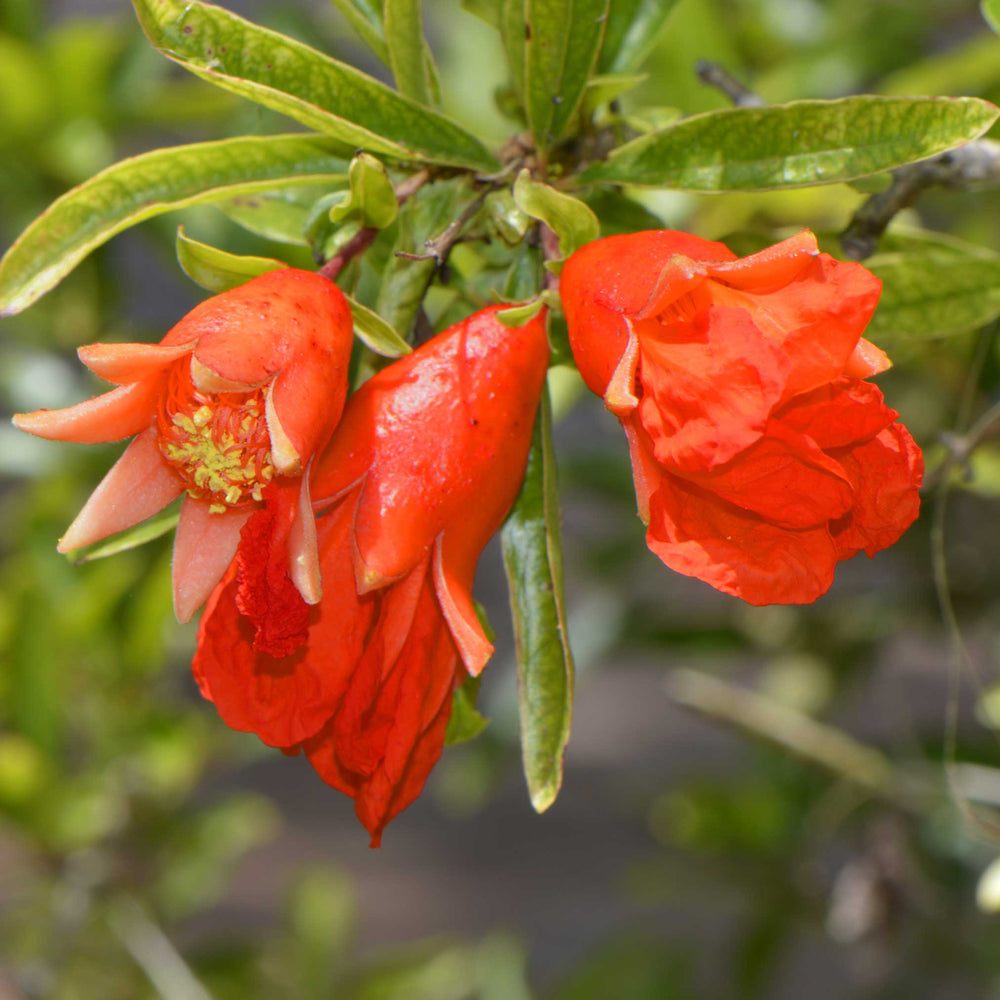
[193,305,550,844]
[560,229,923,605]
[13,269,354,631]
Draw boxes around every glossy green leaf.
[375,179,466,338]
[496,296,548,327]
[580,96,1000,190]
[501,386,574,813]
[525,0,609,147]
[513,169,599,270]
[598,0,679,72]
[346,295,411,357]
[175,227,285,293]
[461,0,502,28]
[500,0,527,101]
[217,182,348,245]
[0,134,350,316]
[865,239,1000,341]
[485,188,531,245]
[331,0,389,62]
[329,153,399,230]
[385,0,433,105]
[70,511,180,565]
[444,677,490,747]
[582,72,647,113]
[132,0,496,171]
[983,0,1000,35]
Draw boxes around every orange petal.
[844,337,892,378]
[707,229,818,291]
[433,534,495,676]
[78,341,194,384]
[13,380,159,443]
[58,427,184,552]
[603,318,641,417]
[172,497,251,623]
[190,356,261,393]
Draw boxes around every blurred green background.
[5,0,1000,997]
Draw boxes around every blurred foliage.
[7,0,1000,998]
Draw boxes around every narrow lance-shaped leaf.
[346,296,411,357]
[218,182,348,246]
[500,0,527,101]
[864,239,1000,341]
[331,0,390,63]
[70,511,180,564]
[175,226,285,293]
[0,134,350,316]
[132,0,496,171]
[983,0,1000,36]
[524,0,609,148]
[501,385,574,813]
[580,96,1000,190]
[598,0,679,72]
[384,0,434,105]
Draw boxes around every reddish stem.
[318,169,432,282]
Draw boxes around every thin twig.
[395,187,490,267]
[666,668,926,811]
[695,60,765,107]
[108,895,213,1000]
[842,141,1000,261]
[318,169,431,281]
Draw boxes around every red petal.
[235,480,311,658]
[636,305,789,472]
[304,564,459,846]
[704,252,882,401]
[193,496,372,747]
[13,379,159,443]
[433,533,494,676]
[777,378,897,451]
[645,472,839,605]
[830,422,923,559]
[680,418,853,530]
[58,427,184,552]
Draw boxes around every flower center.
[156,364,275,511]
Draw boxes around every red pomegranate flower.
[560,229,922,605]
[13,269,354,630]
[193,305,550,844]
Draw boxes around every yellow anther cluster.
[157,387,275,510]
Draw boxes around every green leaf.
[69,511,180,565]
[513,169,599,270]
[582,72,647,113]
[331,0,389,63]
[445,676,490,747]
[496,296,549,327]
[330,153,399,230]
[484,188,531,245]
[501,386,574,813]
[865,238,1000,341]
[384,0,433,105]
[346,295,412,356]
[175,226,285,293]
[580,96,1000,190]
[217,182,348,245]
[598,0,679,72]
[132,0,497,171]
[461,0,501,28]
[984,0,1000,35]
[0,134,350,316]
[500,0,527,102]
[525,0,609,148]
